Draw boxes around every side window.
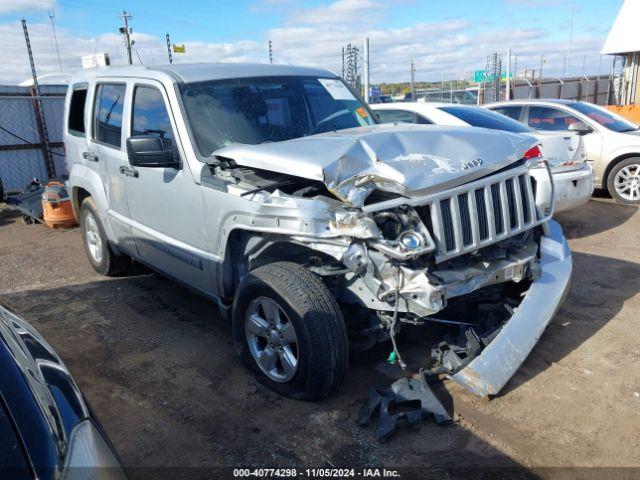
[68,87,87,136]
[131,86,179,163]
[528,106,580,131]
[375,109,416,124]
[416,114,433,125]
[93,84,125,148]
[493,106,522,122]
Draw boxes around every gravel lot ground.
[1,198,639,479]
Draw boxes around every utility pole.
[363,37,370,103]
[268,40,273,64]
[506,48,512,100]
[119,10,133,65]
[410,57,415,102]
[22,18,55,179]
[165,33,172,64]
[539,54,544,84]
[48,9,62,72]
[564,0,575,78]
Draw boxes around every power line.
[0,124,65,157]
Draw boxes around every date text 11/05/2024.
[233,468,401,478]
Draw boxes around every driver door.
[123,80,214,295]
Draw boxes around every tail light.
[524,145,542,159]
[524,145,545,169]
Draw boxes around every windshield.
[568,102,638,132]
[440,106,533,133]
[180,76,377,156]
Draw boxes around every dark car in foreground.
[0,300,127,480]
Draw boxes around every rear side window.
[440,106,532,133]
[93,83,126,148]
[528,106,580,131]
[67,87,87,135]
[492,106,522,122]
[132,86,180,163]
[376,109,417,124]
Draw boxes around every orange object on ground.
[606,105,640,124]
[42,181,77,229]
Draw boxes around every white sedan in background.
[485,100,640,204]
[371,102,594,213]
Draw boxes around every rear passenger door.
[123,80,213,294]
[90,82,136,254]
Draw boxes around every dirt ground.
[1,197,639,479]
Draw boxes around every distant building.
[602,0,640,105]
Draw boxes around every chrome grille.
[427,169,540,262]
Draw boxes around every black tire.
[80,197,130,276]
[232,261,348,400]
[607,157,640,205]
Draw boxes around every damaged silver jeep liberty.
[64,63,572,400]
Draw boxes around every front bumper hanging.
[450,220,573,396]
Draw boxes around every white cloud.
[288,0,381,25]
[0,0,54,14]
[0,0,613,85]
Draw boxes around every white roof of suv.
[68,62,338,84]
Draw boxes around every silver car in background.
[486,99,640,204]
[371,102,594,213]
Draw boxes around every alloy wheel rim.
[84,213,103,264]
[614,164,640,201]
[245,296,299,383]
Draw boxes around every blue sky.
[0,0,624,84]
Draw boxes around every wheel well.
[221,230,340,298]
[72,187,91,219]
[603,154,640,191]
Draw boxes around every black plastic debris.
[429,327,482,375]
[5,178,44,223]
[358,371,452,442]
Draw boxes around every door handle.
[119,165,139,178]
[82,151,99,162]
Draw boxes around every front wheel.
[232,262,349,400]
[608,157,640,204]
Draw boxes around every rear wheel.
[80,197,130,275]
[608,157,640,204]
[232,261,348,400]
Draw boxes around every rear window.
[440,106,532,133]
[68,87,87,135]
[93,83,126,148]
[568,102,638,132]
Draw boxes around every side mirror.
[126,135,178,168]
[568,121,592,135]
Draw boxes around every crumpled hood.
[212,124,537,206]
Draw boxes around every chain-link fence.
[0,84,66,192]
